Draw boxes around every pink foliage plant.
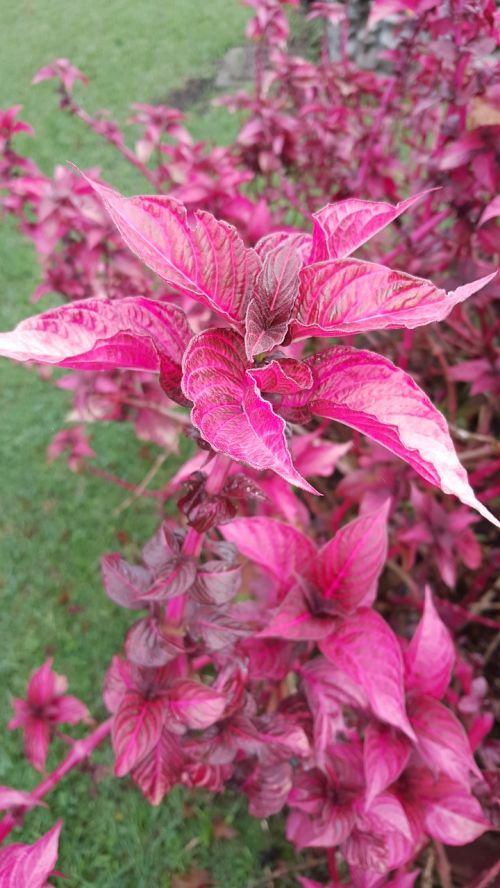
[0,2,499,885]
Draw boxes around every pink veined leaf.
[254,230,312,264]
[258,582,338,641]
[244,239,302,359]
[363,723,412,808]
[101,554,152,610]
[405,586,455,699]
[320,609,415,740]
[181,328,317,494]
[125,617,184,668]
[221,516,317,592]
[82,173,260,327]
[314,502,389,613]
[191,560,241,606]
[290,259,496,339]
[408,694,482,788]
[103,656,136,715]
[309,192,429,262]
[167,680,226,731]
[131,728,184,806]
[0,821,62,888]
[248,358,313,395]
[343,791,414,873]
[422,776,489,845]
[0,296,192,374]
[112,689,166,777]
[244,762,293,818]
[282,346,499,526]
[0,787,45,812]
[478,195,500,226]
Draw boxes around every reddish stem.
[88,466,164,499]
[0,719,112,845]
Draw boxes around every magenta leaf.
[112,689,166,777]
[408,694,481,787]
[244,239,301,359]
[244,762,293,817]
[84,174,260,327]
[320,609,415,739]
[131,728,184,805]
[191,560,241,606]
[363,723,411,808]
[422,775,489,845]
[310,192,428,262]
[259,582,337,641]
[405,587,455,699]
[0,787,44,812]
[101,554,152,610]
[125,617,184,668]
[182,329,317,493]
[167,680,226,731]
[221,516,317,592]
[314,502,389,612]
[248,358,313,395]
[282,346,499,525]
[291,260,496,339]
[0,296,191,373]
[0,821,62,888]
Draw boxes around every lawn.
[0,2,298,884]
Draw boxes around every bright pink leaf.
[131,728,184,805]
[112,690,166,777]
[248,358,313,395]
[422,776,489,845]
[405,587,455,699]
[221,516,317,592]
[167,680,226,731]
[259,582,337,640]
[0,787,44,812]
[320,609,415,739]
[314,502,389,612]
[0,296,191,374]
[363,723,411,808]
[282,346,499,525]
[182,329,317,494]
[84,174,260,327]
[0,821,62,888]
[244,239,301,358]
[291,259,495,339]
[408,694,481,787]
[310,192,428,262]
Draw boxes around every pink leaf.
[221,516,317,592]
[310,193,428,262]
[83,174,260,327]
[314,502,389,612]
[167,680,226,731]
[191,560,241,606]
[244,239,301,358]
[282,346,499,525]
[408,694,481,787]
[291,259,496,339]
[125,617,184,668]
[131,728,184,805]
[259,582,337,640]
[320,610,415,739]
[0,296,191,373]
[0,821,62,888]
[112,690,166,777]
[101,554,152,610]
[405,587,455,699]
[182,329,317,494]
[363,723,411,808]
[0,787,44,812]
[248,358,313,395]
[422,776,489,845]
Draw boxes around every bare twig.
[113,452,168,515]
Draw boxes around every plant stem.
[0,719,112,845]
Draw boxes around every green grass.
[0,3,300,884]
